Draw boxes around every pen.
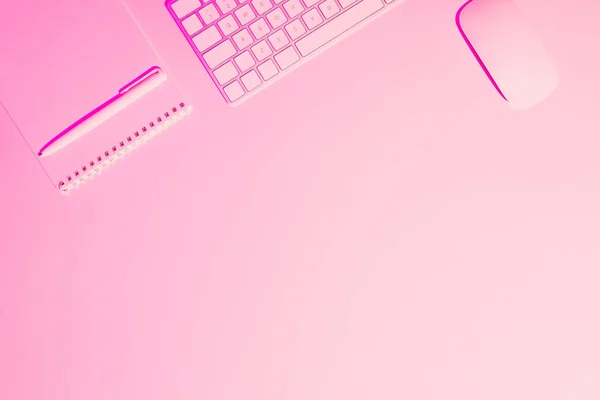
[38,66,167,157]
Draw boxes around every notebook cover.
[119,0,198,100]
[0,0,193,194]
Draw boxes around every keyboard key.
[214,61,239,84]
[283,0,304,18]
[233,29,253,49]
[258,59,279,80]
[234,51,255,71]
[193,26,222,52]
[285,20,306,39]
[252,0,273,14]
[235,5,256,25]
[199,4,220,24]
[266,8,287,28]
[274,46,300,69]
[302,0,320,7]
[302,9,323,30]
[339,0,356,8]
[172,0,201,18]
[251,40,272,61]
[268,30,289,51]
[182,14,203,35]
[216,0,237,14]
[218,15,239,35]
[168,0,391,104]
[319,0,340,19]
[250,18,271,39]
[223,81,245,101]
[241,70,262,90]
[204,39,236,68]
[297,0,383,56]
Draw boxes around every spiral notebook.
[0,0,192,195]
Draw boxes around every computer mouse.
[456,0,559,110]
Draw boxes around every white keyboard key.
[233,29,253,49]
[250,18,271,39]
[204,39,236,68]
[214,61,238,84]
[302,0,320,7]
[297,0,383,56]
[285,20,306,39]
[235,5,256,25]
[266,8,287,28]
[218,15,239,35]
[283,0,304,18]
[258,59,279,80]
[268,30,289,51]
[234,51,255,71]
[274,46,300,69]
[172,0,201,18]
[251,40,273,61]
[241,70,262,90]
[223,81,245,101]
[216,0,237,14]
[252,0,274,14]
[182,14,203,35]
[193,26,222,52]
[199,4,220,24]
[170,0,392,104]
[319,0,340,19]
[302,9,323,30]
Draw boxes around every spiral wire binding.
[58,102,193,195]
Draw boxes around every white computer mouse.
[456,0,559,110]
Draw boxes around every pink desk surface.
[1,0,599,399]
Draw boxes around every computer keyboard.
[166,0,403,104]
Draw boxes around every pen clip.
[118,67,163,95]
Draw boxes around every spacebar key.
[296,0,384,57]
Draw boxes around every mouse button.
[457,0,559,110]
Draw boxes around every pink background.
[1,0,600,399]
